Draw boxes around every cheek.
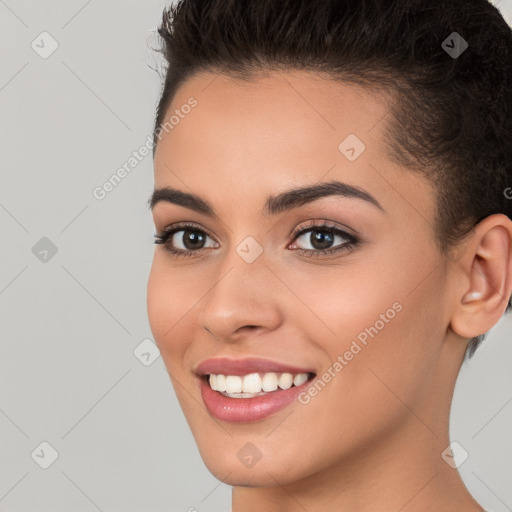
[299,254,444,407]
[146,255,196,365]
[286,263,403,352]
[147,259,169,341]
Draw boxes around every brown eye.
[154,224,218,256]
[309,230,335,250]
[172,229,209,250]
[293,228,352,251]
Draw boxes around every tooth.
[278,373,293,390]
[212,372,310,395]
[225,375,242,393]
[293,373,308,386]
[261,372,278,392]
[216,374,227,392]
[242,373,262,393]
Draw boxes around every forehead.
[153,70,435,226]
[156,70,390,168]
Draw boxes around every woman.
[147,0,512,510]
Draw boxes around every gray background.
[1,1,511,511]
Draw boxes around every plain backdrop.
[1,1,511,511]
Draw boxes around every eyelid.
[288,218,358,241]
[157,221,218,242]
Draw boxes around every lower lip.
[199,376,312,423]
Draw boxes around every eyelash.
[153,220,360,259]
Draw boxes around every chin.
[202,457,297,488]
[193,435,311,488]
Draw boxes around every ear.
[450,214,512,339]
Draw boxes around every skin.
[147,69,512,511]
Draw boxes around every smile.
[195,357,317,423]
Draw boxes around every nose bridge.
[198,239,281,339]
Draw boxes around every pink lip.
[198,375,313,423]
[195,357,314,376]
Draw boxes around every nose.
[197,247,283,342]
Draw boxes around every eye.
[154,220,360,259]
[289,220,359,258]
[154,222,218,258]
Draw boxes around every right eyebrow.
[148,187,215,216]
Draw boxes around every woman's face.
[147,70,458,486]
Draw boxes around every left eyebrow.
[147,180,385,216]
[264,180,384,215]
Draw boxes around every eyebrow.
[147,180,384,216]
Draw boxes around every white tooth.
[216,374,227,392]
[261,372,278,392]
[225,375,242,393]
[214,372,309,396]
[242,373,262,393]
[224,391,264,399]
[278,373,293,390]
[293,373,308,386]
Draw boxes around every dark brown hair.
[152,0,512,359]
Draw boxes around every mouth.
[197,369,316,423]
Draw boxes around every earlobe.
[450,214,512,339]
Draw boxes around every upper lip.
[195,357,315,376]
